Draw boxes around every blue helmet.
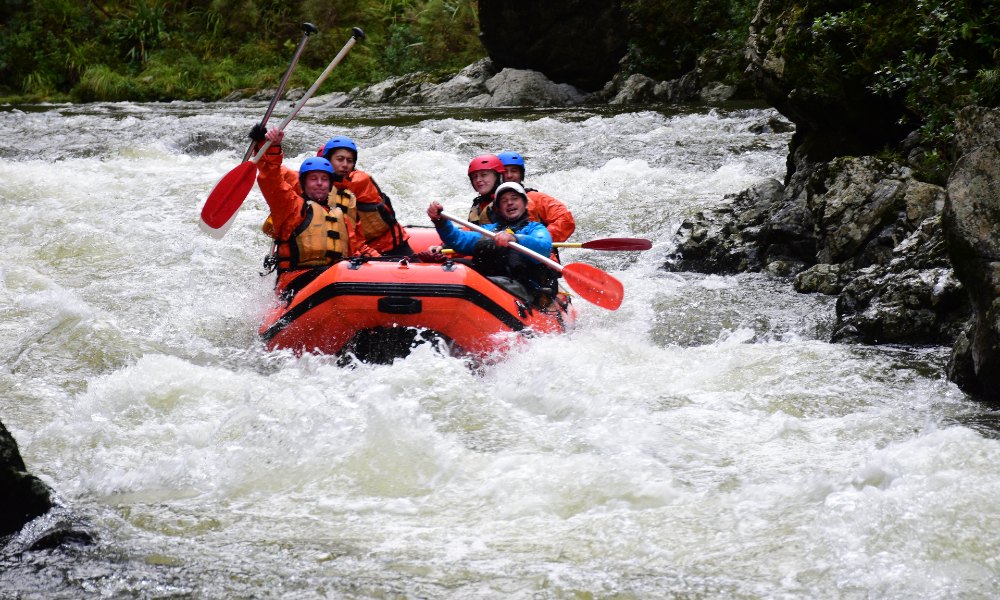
[497,151,525,177]
[299,157,335,198]
[320,136,358,162]
[498,151,524,166]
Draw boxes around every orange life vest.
[269,191,354,271]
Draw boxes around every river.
[1,100,998,599]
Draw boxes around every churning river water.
[1,100,998,599]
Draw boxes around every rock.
[664,178,785,274]
[794,263,853,295]
[699,82,737,103]
[609,74,658,105]
[0,420,54,537]
[666,150,968,348]
[808,157,912,265]
[652,72,701,103]
[748,116,796,135]
[942,107,1000,401]
[832,216,969,345]
[483,68,585,106]
[477,1,628,91]
[306,92,352,108]
[3,506,95,555]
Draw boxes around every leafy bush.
[620,0,758,81]
[791,0,1000,178]
[0,0,486,102]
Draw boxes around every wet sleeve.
[257,148,304,240]
[347,172,383,205]
[435,220,483,255]
[528,191,575,243]
[345,213,381,257]
[514,222,553,258]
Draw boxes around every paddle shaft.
[250,27,365,163]
[242,22,318,162]
[199,27,364,234]
[439,212,563,272]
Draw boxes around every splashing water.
[1,101,998,599]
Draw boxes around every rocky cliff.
[942,108,1000,399]
[666,0,999,402]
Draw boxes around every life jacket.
[354,178,404,250]
[471,215,557,301]
[468,194,494,225]
[268,191,354,272]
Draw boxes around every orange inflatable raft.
[258,227,576,362]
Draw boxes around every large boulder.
[483,68,585,106]
[477,0,628,91]
[942,107,1000,401]
[1,420,54,537]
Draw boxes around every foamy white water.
[1,101,998,599]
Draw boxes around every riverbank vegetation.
[777,0,1000,179]
[0,0,485,102]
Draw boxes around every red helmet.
[467,154,505,177]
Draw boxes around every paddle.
[439,212,624,310]
[199,27,366,237]
[241,22,318,162]
[554,237,652,251]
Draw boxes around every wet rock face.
[0,421,54,537]
[942,108,1000,401]
[477,0,628,91]
[666,149,968,348]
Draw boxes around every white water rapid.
[1,101,998,599]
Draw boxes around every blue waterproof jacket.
[434,219,553,260]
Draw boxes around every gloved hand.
[247,123,267,142]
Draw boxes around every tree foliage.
[780,0,1000,178]
[0,0,485,101]
[620,0,758,82]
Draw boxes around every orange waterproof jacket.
[525,189,575,243]
[279,167,408,254]
[257,146,379,261]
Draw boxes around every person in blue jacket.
[427,182,557,304]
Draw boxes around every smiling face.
[303,171,332,201]
[470,170,499,195]
[495,189,527,221]
[328,148,355,178]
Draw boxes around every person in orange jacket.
[317,136,412,256]
[252,128,412,256]
[257,128,379,289]
[497,151,576,243]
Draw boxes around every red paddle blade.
[581,237,652,251]
[200,161,258,230]
[562,262,624,310]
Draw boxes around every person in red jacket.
[497,150,576,243]
[257,128,379,289]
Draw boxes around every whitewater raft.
[258,227,575,362]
